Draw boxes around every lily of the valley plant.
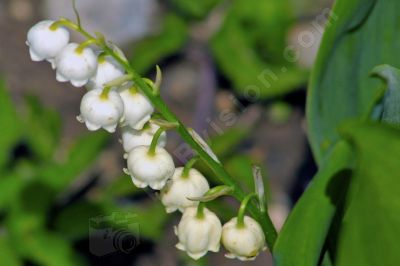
[26,16,275,261]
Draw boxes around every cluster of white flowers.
[27,20,266,261]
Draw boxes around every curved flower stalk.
[25,17,277,256]
[222,193,267,260]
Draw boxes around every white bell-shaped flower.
[160,167,209,213]
[87,56,125,90]
[26,20,70,65]
[126,146,174,190]
[121,124,166,153]
[55,43,98,87]
[78,89,124,133]
[175,206,222,260]
[119,87,154,130]
[221,216,266,261]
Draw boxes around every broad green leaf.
[102,174,143,198]
[54,201,104,241]
[370,64,400,125]
[62,131,108,177]
[38,131,108,190]
[5,180,83,265]
[307,0,400,164]
[23,231,84,266]
[0,79,21,169]
[335,123,400,265]
[169,0,220,20]
[0,173,23,210]
[211,0,307,98]
[130,15,187,74]
[274,141,352,266]
[0,234,22,266]
[23,95,61,160]
[102,201,169,241]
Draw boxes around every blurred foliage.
[0,81,169,265]
[130,14,188,74]
[0,78,267,265]
[168,0,220,20]
[130,0,308,99]
[211,0,307,98]
[268,102,293,124]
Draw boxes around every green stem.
[100,86,112,99]
[76,39,99,54]
[237,193,258,228]
[196,202,205,219]
[65,20,278,250]
[182,156,199,178]
[148,127,165,156]
[131,67,277,250]
[72,0,81,28]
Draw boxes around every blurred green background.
[0,0,332,265]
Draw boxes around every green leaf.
[335,122,400,265]
[63,131,109,175]
[307,0,400,164]
[54,201,104,241]
[102,174,143,199]
[211,0,307,99]
[5,180,84,265]
[23,95,61,160]
[102,201,169,241]
[130,15,187,74]
[274,141,352,266]
[169,0,220,20]
[38,131,108,190]
[0,79,21,168]
[23,231,84,266]
[0,173,23,210]
[0,234,22,266]
[370,64,400,125]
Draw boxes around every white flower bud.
[87,56,125,90]
[175,207,221,260]
[78,89,124,133]
[26,20,70,65]
[119,88,154,130]
[121,124,166,153]
[221,216,266,261]
[160,168,209,213]
[55,43,98,87]
[126,146,174,190]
